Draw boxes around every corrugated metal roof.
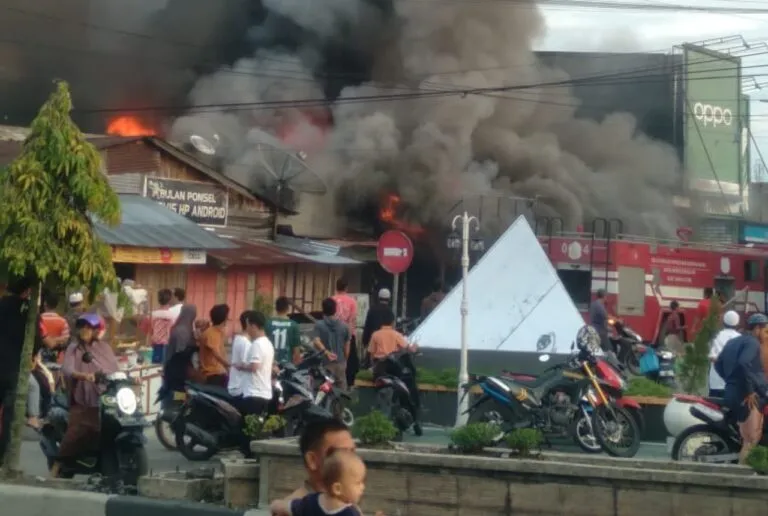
[285,251,361,265]
[207,239,310,266]
[273,235,362,265]
[94,195,236,250]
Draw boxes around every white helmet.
[723,310,740,328]
[575,325,601,353]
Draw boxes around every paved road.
[19,425,670,478]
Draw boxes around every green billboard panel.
[684,45,741,198]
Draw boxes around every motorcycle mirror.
[570,342,575,351]
[538,354,551,362]
[82,351,93,364]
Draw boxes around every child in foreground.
[270,449,366,516]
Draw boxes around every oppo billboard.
[684,45,742,198]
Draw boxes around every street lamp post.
[447,212,484,427]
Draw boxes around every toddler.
[271,449,366,516]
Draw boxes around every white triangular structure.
[410,216,584,353]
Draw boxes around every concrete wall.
[251,441,768,516]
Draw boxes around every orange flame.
[106,116,156,137]
[379,194,425,235]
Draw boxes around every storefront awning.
[94,195,235,250]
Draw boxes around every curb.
[0,484,269,516]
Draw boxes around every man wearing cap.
[708,310,741,398]
[65,291,85,335]
[362,288,395,355]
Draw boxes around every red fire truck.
[538,229,765,343]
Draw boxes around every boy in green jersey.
[266,296,302,364]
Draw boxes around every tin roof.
[207,239,310,266]
[94,195,236,250]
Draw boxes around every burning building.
[1,0,692,242]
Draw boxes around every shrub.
[449,423,501,454]
[625,377,673,398]
[243,414,286,439]
[746,445,768,475]
[679,296,721,394]
[506,428,544,457]
[353,411,398,446]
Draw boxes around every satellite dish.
[253,141,326,195]
[190,134,217,156]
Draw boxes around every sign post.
[376,230,414,319]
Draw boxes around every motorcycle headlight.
[116,387,138,415]
[660,351,674,360]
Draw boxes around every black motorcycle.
[39,354,148,484]
[374,349,421,438]
[154,346,199,450]
[610,319,677,388]
[172,359,333,461]
[294,350,353,426]
[462,345,641,458]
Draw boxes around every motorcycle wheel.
[625,349,642,377]
[122,445,150,486]
[376,387,403,441]
[570,411,602,454]
[327,398,355,428]
[591,404,641,458]
[467,399,509,445]
[154,417,177,451]
[174,416,218,462]
[671,424,737,463]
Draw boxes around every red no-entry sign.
[377,230,414,274]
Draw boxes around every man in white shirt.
[708,310,741,398]
[231,310,275,416]
[168,288,185,321]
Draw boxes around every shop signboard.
[143,177,228,227]
[683,45,742,201]
[111,246,206,264]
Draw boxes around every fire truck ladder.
[589,218,623,292]
[534,216,564,255]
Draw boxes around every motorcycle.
[294,350,354,427]
[502,351,644,453]
[669,394,768,463]
[609,319,677,388]
[39,353,148,484]
[462,344,641,458]
[154,346,200,451]
[374,349,422,438]
[172,358,333,461]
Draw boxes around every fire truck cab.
[537,223,765,343]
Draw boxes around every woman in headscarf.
[165,304,197,363]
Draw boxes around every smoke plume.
[171,0,684,236]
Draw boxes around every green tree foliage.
[679,296,722,394]
[0,81,121,476]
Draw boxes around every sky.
[539,1,768,182]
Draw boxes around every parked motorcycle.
[39,354,148,484]
[294,350,354,427]
[463,344,641,458]
[374,349,421,438]
[669,394,767,463]
[172,358,333,461]
[502,351,644,453]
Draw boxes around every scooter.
[39,353,148,485]
[668,393,768,463]
[374,349,422,438]
[172,359,333,461]
[609,319,677,388]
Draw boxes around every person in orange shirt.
[369,310,420,433]
[40,292,71,362]
[199,304,231,388]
